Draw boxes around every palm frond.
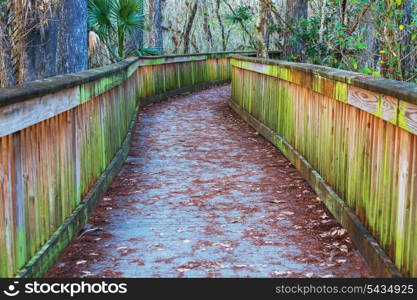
[87,0,145,59]
[111,0,145,30]
[134,46,162,56]
[87,0,113,39]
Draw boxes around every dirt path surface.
[48,85,371,278]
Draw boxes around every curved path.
[48,85,370,278]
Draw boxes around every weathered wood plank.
[230,99,403,278]
[2,136,15,276]
[348,85,398,124]
[231,57,417,277]
[0,53,236,278]
[0,137,9,276]
[0,87,80,137]
[12,132,26,269]
[348,85,379,115]
[398,100,417,134]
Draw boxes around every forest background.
[0,0,416,88]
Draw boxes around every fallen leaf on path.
[269,200,287,204]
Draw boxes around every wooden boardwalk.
[48,85,370,278]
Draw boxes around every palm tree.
[88,0,145,60]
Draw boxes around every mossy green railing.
[0,51,262,278]
[230,55,417,277]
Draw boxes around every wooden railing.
[0,51,259,277]
[230,55,417,277]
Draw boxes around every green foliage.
[283,0,417,82]
[134,46,162,56]
[268,23,280,34]
[360,67,382,77]
[371,0,417,81]
[88,0,145,59]
[225,5,253,24]
[0,1,6,17]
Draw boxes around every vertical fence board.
[231,57,417,277]
[0,53,235,277]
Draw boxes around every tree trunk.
[56,0,88,74]
[148,0,164,54]
[25,0,88,82]
[24,13,59,83]
[1,0,88,86]
[0,4,16,87]
[283,0,308,60]
[223,0,257,49]
[191,34,200,53]
[340,0,349,28]
[215,0,227,51]
[318,0,327,44]
[183,1,198,54]
[202,0,214,52]
[358,7,378,71]
[129,28,143,50]
[401,0,416,79]
[255,0,272,58]
[4,1,27,86]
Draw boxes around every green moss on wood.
[79,72,126,104]
[398,102,411,132]
[2,53,235,278]
[230,57,415,277]
[334,81,348,103]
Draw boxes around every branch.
[222,0,256,49]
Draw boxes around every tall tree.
[283,0,308,60]
[358,4,378,71]
[0,0,88,87]
[223,1,256,49]
[401,0,416,78]
[148,0,164,54]
[183,1,198,54]
[88,0,145,60]
[255,0,272,58]
[215,0,227,51]
[0,2,19,87]
[202,0,214,52]
[57,0,88,75]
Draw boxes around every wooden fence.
[230,55,417,277]
[0,52,250,277]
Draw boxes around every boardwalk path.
[48,85,370,278]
